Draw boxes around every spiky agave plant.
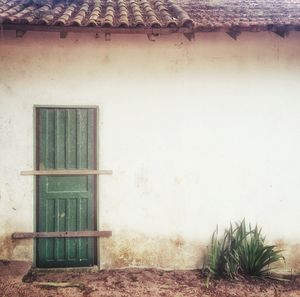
[205,220,284,283]
[206,227,227,279]
[236,222,285,276]
[205,225,240,285]
[223,223,242,278]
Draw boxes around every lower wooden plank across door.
[37,175,96,268]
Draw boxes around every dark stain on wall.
[0,234,31,260]
[288,244,300,272]
[0,235,18,259]
[100,231,206,269]
[274,239,300,273]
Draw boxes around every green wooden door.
[36,108,97,268]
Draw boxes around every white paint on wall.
[0,31,299,270]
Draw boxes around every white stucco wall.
[0,30,299,272]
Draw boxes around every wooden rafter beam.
[274,28,289,38]
[226,30,241,40]
[147,33,157,41]
[2,24,191,35]
[2,23,299,37]
[16,29,26,38]
[60,31,68,38]
[183,32,195,41]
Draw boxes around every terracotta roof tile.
[180,0,300,31]
[129,0,146,27]
[0,0,194,28]
[0,0,299,31]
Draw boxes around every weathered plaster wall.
[0,31,300,272]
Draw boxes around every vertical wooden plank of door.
[46,199,55,261]
[68,198,78,260]
[55,110,66,263]
[87,109,96,261]
[55,109,67,169]
[38,109,55,267]
[57,199,67,261]
[77,109,88,169]
[66,109,78,262]
[66,109,77,169]
[76,108,94,264]
[40,109,55,170]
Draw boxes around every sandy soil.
[0,260,299,297]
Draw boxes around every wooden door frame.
[33,105,100,268]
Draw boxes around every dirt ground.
[0,261,299,297]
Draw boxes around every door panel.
[37,108,97,268]
[39,108,95,170]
